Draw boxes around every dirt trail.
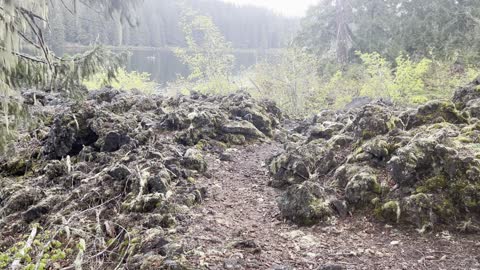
[180,142,480,270]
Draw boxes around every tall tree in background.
[46,0,298,50]
[173,3,235,94]
[335,0,352,64]
[296,0,480,63]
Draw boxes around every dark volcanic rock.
[1,88,282,268]
[101,131,131,152]
[278,181,334,225]
[269,78,480,229]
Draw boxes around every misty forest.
[2,0,480,269]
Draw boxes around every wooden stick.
[11,225,38,270]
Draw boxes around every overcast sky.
[222,0,319,17]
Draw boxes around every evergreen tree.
[296,0,480,63]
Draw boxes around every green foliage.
[297,0,480,64]
[83,67,158,93]
[0,0,138,152]
[248,48,321,116]
[0,228,71,270]
[322,52,479,108]
[392,55,432,104]
[172,3,236,94]
[247,49,479,116]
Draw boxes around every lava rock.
[101,131,131,152]
[278,181,334,225]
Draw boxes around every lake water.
[65,47,276,86]
[121,49,271,86]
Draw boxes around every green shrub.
[172,4,236,95]
[316,52,479,109]
[0,226,73,270]
[83,67,158,93]
[247,47,321,116]
[247,50,479,116]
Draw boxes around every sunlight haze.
[222,0,319,17]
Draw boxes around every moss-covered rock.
[1,158,32,176]
[452,76,480,110]
[400,100,467,130]
[182,148,207,173]
[221,120,265,138]
[388,137,438,186]
[350,104,401,139]
[1,187,44,216]
[376,200,401,223]
[401,193,434,227]
[277,181,334,225]
[351,138,393,164]
[345,172,381,206]
[334,164,375,189]
[268,78,480,229]
[269,140,337,187]
[463,98,480,119]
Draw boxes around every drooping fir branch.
[0,0,141,93]
[0,0,140,152]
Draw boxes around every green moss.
[353,146,363,156]
[464,198,479,208]
[361,129,375,139]
[378,200,401,223]
[426,122,456,131]
[3,158,33,176]
[410,193,431,208]
[386,117,400,131]
[456,136,473,143]
[416,174,447,193]
[417,101,467,126]
[194,140,207,150]
[304,198,332,225]
[433,198,455,220]
[373,181,382,194]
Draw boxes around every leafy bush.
[172,4,236,95]
[342,52,478,106]
[247,50,479,116]
[83,68,158,93]
[247,48,321,116]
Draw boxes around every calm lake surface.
[67,47,274,86]
[127,49,265,86]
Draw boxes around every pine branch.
[0,46,47,64]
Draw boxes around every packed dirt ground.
[180,143,480,270]
[2,80,480,269]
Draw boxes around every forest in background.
[43,0,480,117]
[4,0,480,149]
[45,0,299,55]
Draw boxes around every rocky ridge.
[269,77,480,231]
[1,78,480,269]
[0,88,281,269]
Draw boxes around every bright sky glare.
[221,0,319,17]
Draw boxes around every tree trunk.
[336,0,349,64]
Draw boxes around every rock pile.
[270,78,480,230]
[0,88,281,269]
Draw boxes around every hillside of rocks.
[1,78,480,269]
[0,88,281,269]
[269,77,480,232]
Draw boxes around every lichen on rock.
[268,78,480,229]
